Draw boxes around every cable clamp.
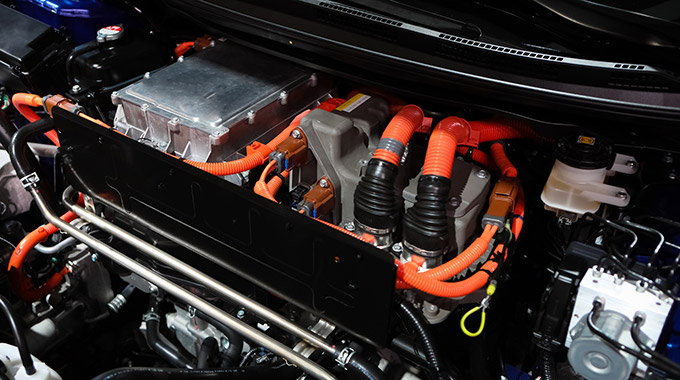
[20,172,40,189]
[335,347,356,368]
[142,312,160,322]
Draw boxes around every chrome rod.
[30,188,336,380]
[61,188,337,355]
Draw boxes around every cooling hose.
[197,337,217,369]
[353,105,423,233]
[346,354,387,380]
[194,309,243,366]
[7,117,58,210]
[0,110,16,149]
[91,366,302,380]
[395,297,453,380]
[146,299,195,369]
[0,295,36,375]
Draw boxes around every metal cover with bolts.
[112,41,333,163]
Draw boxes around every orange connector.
[273,128,308,170]
[301,177,335,218]
[482,177,520,232]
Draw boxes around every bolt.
[669,170,677,180]
[170,117,180,125]
[291,129,302,139]
[392,242,403,254]
[309,73,318,87]
[626,160,636,168]
[236,309,245,319]
[141,103,150,112]
[220,336,230,350]
[448,196,460,208]
[663,153,673,164]
[616,191,628,200]
[177,56,184,63]
[344,222,356,232]
[279,91,288,105]
[476,169,489,179]
[319,178,329,188]
[246,110,255,125]
[71,84,82,93]
[143,72,151,79]
[91,253,98,262]
[111,91,121,105]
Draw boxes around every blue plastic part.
[504,364,532,380]
[13,0,131,45]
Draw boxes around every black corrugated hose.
[395,297,456,380]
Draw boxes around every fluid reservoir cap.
[555,134,615,170]
[97,25,124,44]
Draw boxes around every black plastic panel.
[54,108,396,346]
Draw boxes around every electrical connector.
[482,176,520,232]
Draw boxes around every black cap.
[555,134,615,170]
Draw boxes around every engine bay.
[0,2,679,379]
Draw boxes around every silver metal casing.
[112,41,333,163]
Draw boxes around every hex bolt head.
[391,243,403,254]
[246,110,255,125]
[279,91,288,105]
[476,169,489,179]
[236,309,245,319]
[344,222,356,232]
[71,84,82,93]
[291,129,302,139]
[319,178,329,188]
[143,72,151,79]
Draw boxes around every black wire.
[0,295,35,375]
[0,236,16,249]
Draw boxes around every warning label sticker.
[335,93,371,113]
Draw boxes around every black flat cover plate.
[54,108,395,346]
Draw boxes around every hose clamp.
[334,347,356,369]
[20,173,40,190]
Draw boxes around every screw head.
[616,191,628,199]
[71,84,82,93]
[626,160,636,168]
[143,72,151,79]
[291,129,302,139]
[236,309,245,319]
[344,222,355,232]
[476,169,489,179]
[319,178,329,188]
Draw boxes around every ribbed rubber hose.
[373,105,424,166]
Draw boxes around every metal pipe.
[34,236,77,254]
[30,187,336,380]
[621,220,665,277]
[61,187,337,356]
